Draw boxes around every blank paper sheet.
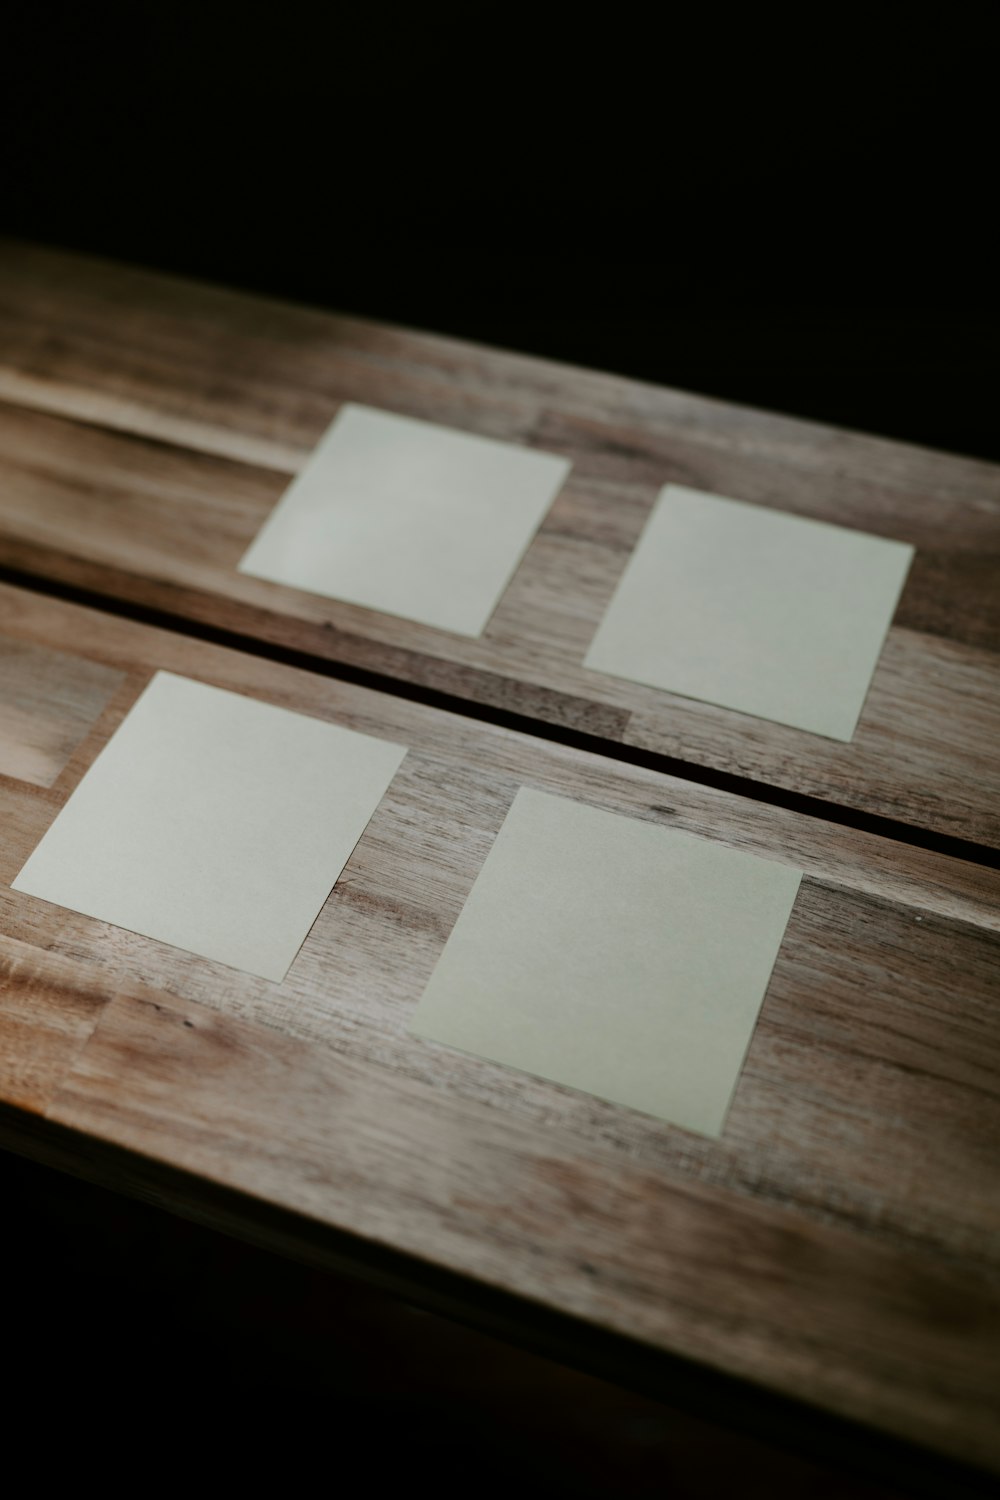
[410,788,801,1136]
[12,672,407,981]
[584,485,914,739]
[238,403,571,636]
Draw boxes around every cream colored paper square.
[238,403,571,637]
[410,788,801,1137]
[12,672,407,981]
[584,484,914,739]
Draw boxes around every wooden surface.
[1,582,999,1482]
[6,1157,921,1500]
[0,635,122,787]
[0,241,998,848]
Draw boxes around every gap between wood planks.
[2,560,997,874]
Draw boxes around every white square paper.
[12,672,407,981]
[238,403,570,636]
[585,485,914,739]
[410,788,801,1137]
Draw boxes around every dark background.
[0,8,993,1493]
[2,4,996,459]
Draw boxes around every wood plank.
[35,975,1000,1477]
[4,1153,920,1500]
[1,582,999,1475]
[0,934,113,1112]
[0,635,123,787]
[1,241,998,845]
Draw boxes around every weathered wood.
[1,583,999,1476]
[0,635,123,787]
[0,935,111,1112]
[18,963,1000,1479]
[1,241,997,845]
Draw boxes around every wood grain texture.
[0,635,123,786]
[0,934,111,1112]
[1,582,999,1474]
[0,241,998,844]
[44,979,1000,1475]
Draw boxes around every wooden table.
[0,241,998,853]
[1,245,999,1493]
